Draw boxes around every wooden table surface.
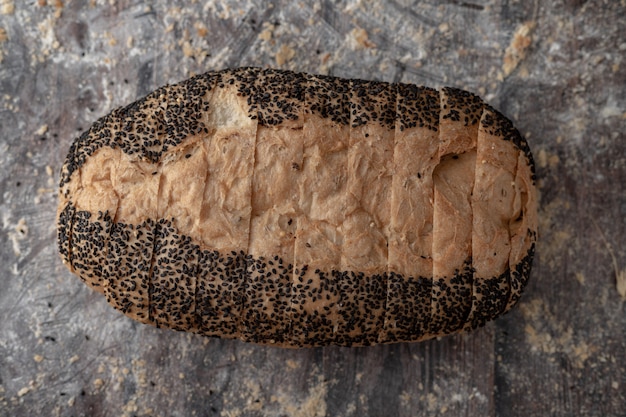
[1,1,624,416]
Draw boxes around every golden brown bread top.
[58,67,537,347]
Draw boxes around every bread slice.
[241,68,306,344]
[291,74,349,346]
[382,84,440,342]
[192,68,259,339]
[429,87,482,336]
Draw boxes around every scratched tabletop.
[1,1,625,416]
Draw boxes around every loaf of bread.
[57,67,537,347]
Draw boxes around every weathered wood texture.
[0,1,624,416]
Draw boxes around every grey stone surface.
[0,1,624,416]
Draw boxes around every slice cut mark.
[57,201,75,274]
[104,219,155,325]
[152,143,203,331]
[292,73,350,347]
[67,145,121,292]
[243,68,305,344]
[430,87,482,337]
[383,84,440,343]
[332,78,395,346]
[192,68,256,252]
[70,209,116,294]
[151,80,212,334]
[150,220,200,333]
[507,137,538,311]
[195,248,245,339]
[463,108,518,330]
[192,68,258,339]
[431,151,476,335]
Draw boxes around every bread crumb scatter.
[503,22,535,77]
[35,124,48,136]
[0,0,15,15]
[275,44,296,66]
[258,22,275,41]
[349,27,376,49]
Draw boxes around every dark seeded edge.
[59,68,536,188]
[58,202,535,347]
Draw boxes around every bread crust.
[57,68,537,347]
